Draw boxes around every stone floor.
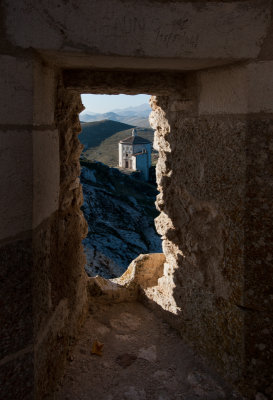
[52,301,245,400]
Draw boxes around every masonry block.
[3,1,271,62]
[198,61,273,115]
[0,237,33,359]
[0,351,34,400]
[0,130,33,240]
[0,56,34,125]
[33,62,56,126]
[33,129,60,229]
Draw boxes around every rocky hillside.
[80,160,162,278]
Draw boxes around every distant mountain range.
[80,103,151,128]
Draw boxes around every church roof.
[120,135,152,145]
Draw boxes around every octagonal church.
[119,128,152,180]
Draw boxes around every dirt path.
[52,301,244,400]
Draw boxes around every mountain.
[80,120,156,167]
[110,103,151,117]
[80,103,151,128]
[80,112,122,123]
[80,111,99,122]
[116,116,150,128]
[80,160,162,278]
[80,114,94,122]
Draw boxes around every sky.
[81,94,150,114]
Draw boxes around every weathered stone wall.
[151,94,246,383]
[33,81,88,399]
[0,55,60,400]
[149,62,273,398]
[2,0,272,69]
[63,65,273,397]
[0,56,88,399]
[244,117,273,397]
[1,1,273,399]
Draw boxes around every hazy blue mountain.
[80,112,120,123]
[110,103,151,117]
[80,113,98,122]
[119,116,150,128]
[80,103,151,128]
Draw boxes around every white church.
[119,128,152,181]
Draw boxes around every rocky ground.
[80,161,162,279]
[52,301,245,400]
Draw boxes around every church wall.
[118,143,123,167]
[133,143,150,154]
[147,143,152,168]
[135,153,149,181]
[132,156,137,171]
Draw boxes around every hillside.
[119,116,150,128]
[79,119,134,150]
[80,160,162,278]
[80,120,156,167]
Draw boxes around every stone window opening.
[55,70,257,398]
[3,61,265,400]
[1,1,271,396]
[77,91,162,282]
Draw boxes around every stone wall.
[0,55,60,400]
[2,0,272,69]
[0,1,273,399]
[61,64,273,398]
[33,81,88,398]
[151,93,246,383]
[0,58,88,399]
[148,63,273,398]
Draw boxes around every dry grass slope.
[80,120,156,167]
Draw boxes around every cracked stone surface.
[52,302,244,400]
